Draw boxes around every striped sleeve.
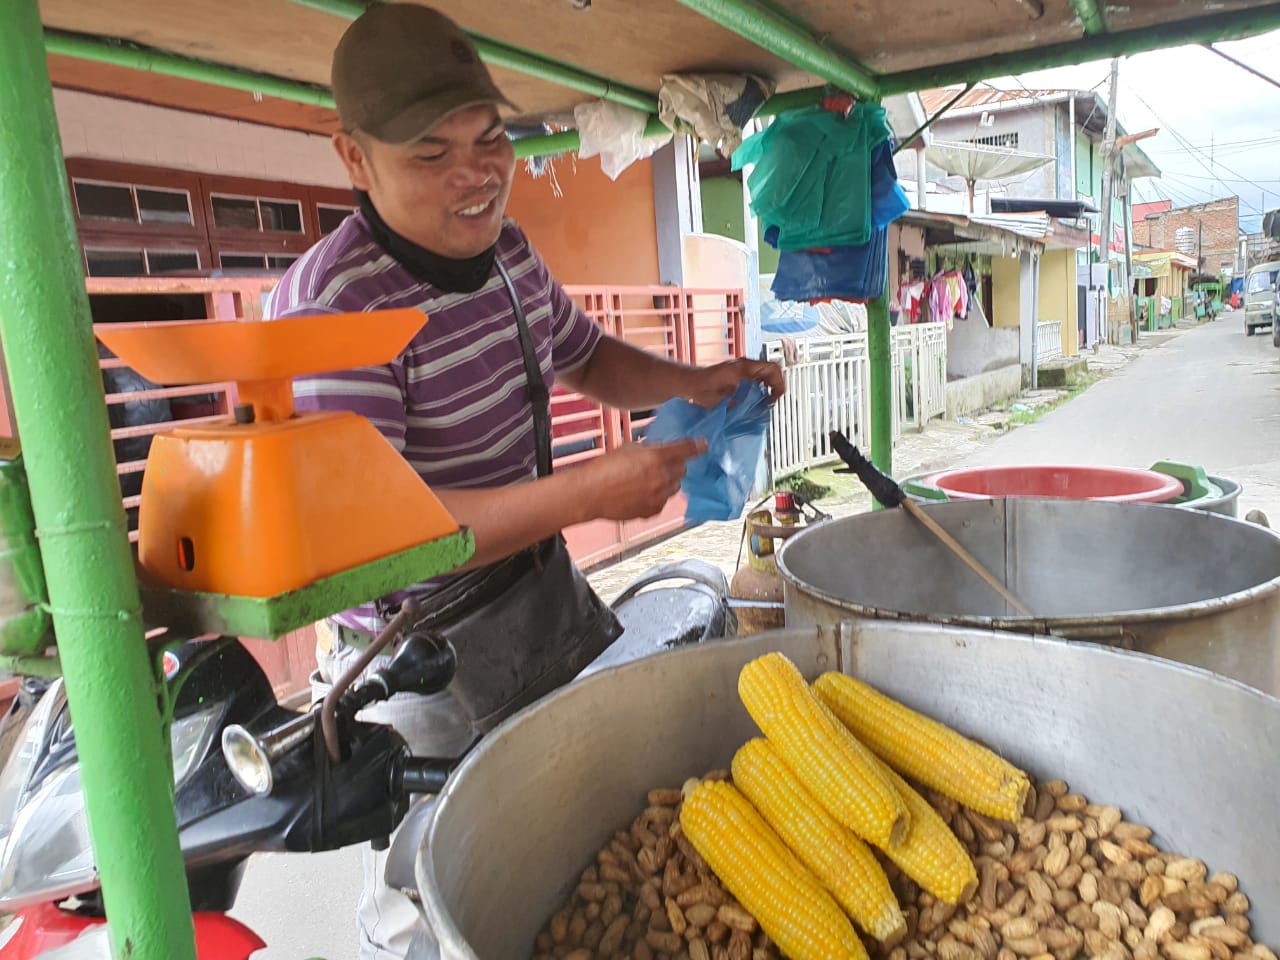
[276,301,409,454]
[528,249,601,375]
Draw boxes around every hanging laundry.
[732,103,902,251]
[928,271,969,329]
[892,280,926,324]
[962,259,978,302]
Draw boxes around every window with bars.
[964,132,1020,149]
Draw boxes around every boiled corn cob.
[732,737,907,945]
[738,653,910,847]
[680,779,869,960]
[868,756,978,905]
[814,671,1030,822]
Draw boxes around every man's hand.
[683,358,785,409]
[575,439,706,521]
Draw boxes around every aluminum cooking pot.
[416,623,1280,959]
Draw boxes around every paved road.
[961,312,1280,521]
[230,312,1279,957]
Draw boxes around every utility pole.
[1098,57,1121,343]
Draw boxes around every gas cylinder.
[729,497,795,634]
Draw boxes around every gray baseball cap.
[331,4,517,144]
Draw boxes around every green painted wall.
[700,177,779,275]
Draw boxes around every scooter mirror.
[372,632,456,700]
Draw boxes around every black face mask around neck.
[356,190,497,294]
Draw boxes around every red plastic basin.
[925,464,1184,504]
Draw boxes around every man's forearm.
[436,475,593,569]
[563,336,695,410]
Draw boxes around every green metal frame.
[875,5,1280,95]
[1,4,198,958]
[289,0,656,113]
[45,29,336,108]
[669,0,879,100]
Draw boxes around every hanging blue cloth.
[646,381,772,522]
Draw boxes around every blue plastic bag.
[770,225,889,302]
[646,381,772,522]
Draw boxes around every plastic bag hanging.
[574,100,673,180]
[658,74,773,155]
[731,102,897,251]
[646,381,772,522]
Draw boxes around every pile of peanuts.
[878,777,1275,960]
[531,773,1274,960]
[531,770,779,960]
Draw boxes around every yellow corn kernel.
[732,737,906,944]
[814,671,1030,822]
[871,757,978,905]
[738,653,909,847]
[680,779,868,960]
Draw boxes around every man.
[264,4,782,956]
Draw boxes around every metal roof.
[35,1,1280,147]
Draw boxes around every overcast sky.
[982,28,1280,233]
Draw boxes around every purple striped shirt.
[265,211,602,630]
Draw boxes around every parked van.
[1244,260,1280,342]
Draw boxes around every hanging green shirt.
[732,102,893,251]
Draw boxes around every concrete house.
[904,87,1161,348]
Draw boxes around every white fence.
[1036,321,1064,362]
[766,322,948,479]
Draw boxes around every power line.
[1127,88,1271,215]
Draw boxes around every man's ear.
[333,132,374,192]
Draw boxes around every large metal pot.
[777,499,1280,696]
[417,624,1280,959]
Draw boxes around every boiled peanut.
[1112,822,1154,843]
[1046,815,1083,833]
[1085,929,1113,956]
[1042,780,1069,798]
[706,920,730,944]
[1094,901,1127,940]
[1146,907,1176,943]
[562,949,593,960]
[1099,839,1133,864]
[1122,899,1149,929]
[1020,822,1048,850]
[1164,944,1212,960]
[1044,845,1071,878]
[689,937,711,960]
[1210,873,1239,895]
[1057,794,1088,813]
[646,929,684,953]
[665,898,688,936]
[1004,937,1048,957]
[1096,806,1124,836]
[1251,947,1279,960]
[1035,792,1057,822]
[649,788,682,807]
[1224,892,1250,915]
[1079,873,1100,905]
[685,904,717,928]
[717,904,756,933]
[727,928,751,960]
[1166,858,1209,883]
[1002,918,1039,940]
[1140,875,1165,908]
[939,936,982,960]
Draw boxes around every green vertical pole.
[868,259,894,489]
[0,4,197,960]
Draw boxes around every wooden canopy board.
[38,0,1280,135]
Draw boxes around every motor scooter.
[0,561,734,959]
